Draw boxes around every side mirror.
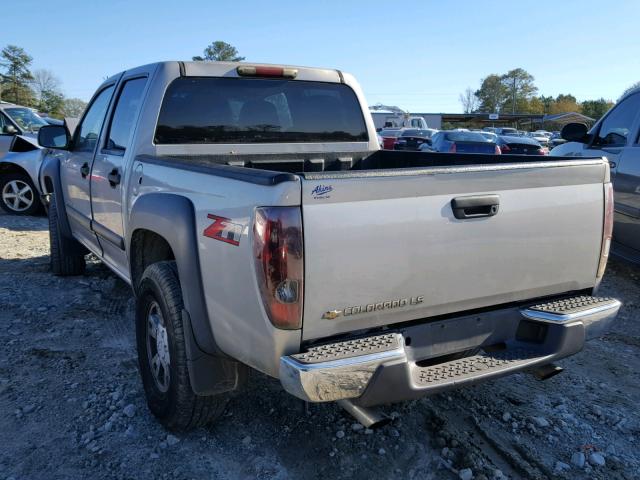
[2,125,18,135]
[561,123,589,143]
[38,124,70,149]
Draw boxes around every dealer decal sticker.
[203,214,243,246]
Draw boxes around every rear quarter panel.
[127,160,302,377]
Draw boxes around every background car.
[422,130,501,154]
[479,131,498,142]
[528,131,550,147]
[548,132,566,148]
[494,127,518,136]
[0,102,48,160]
[496,135,545,155]
[378,128,404,149]
[393,128,436,151]
[551,85,640,263]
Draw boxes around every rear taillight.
[495,145,502,154]
[448,143,457,153]
[253,207,304,329]
[596,182,614,284]
[501,144,511,153]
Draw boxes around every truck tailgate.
[300,160,607,341]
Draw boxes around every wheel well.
[130,229,176,291]
[0,162,29,179]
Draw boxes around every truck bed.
[139,149,604,176]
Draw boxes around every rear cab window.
[154,77,368,144]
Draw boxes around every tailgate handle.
[451,195,500,219]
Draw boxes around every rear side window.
[154,77,368,144]
[105,77,147,152]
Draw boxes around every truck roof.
[105,61,346,86]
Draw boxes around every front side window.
[4,108,47,133]
[593,93,640,147]
[105,78,147,152]
[154,77,368,144]
[73,85,115,152]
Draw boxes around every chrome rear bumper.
[280,296,620,403]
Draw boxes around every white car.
[0,117,77,215]
[0,136,45,215]
[528,132,550,146]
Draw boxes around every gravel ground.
[1,212,639,480]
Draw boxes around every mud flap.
[182,310,247,396]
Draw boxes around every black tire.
[48,196,86,276]
[136,261,227,431]
[0,172,42,216]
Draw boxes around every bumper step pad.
[290,333,401,365]
[526,296,617,316]
[414,348,541,386]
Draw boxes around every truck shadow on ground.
[0,212,48,232]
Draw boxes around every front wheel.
[0,172,41,215]
[136,261,228,431]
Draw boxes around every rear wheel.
[0,172,41,215]
[136,261,228,431]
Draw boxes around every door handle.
[451,194,500,219]
[107,168,121,188]
[80,162,90,178]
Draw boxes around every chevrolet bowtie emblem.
[322,310,343,320]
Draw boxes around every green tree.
[580,98,614,121]
[549,94,581,114]
[501,68,538,114]
[475,74,508,113]
[62,97,88,118]
[0,45,36,105]
[193,41,245,62]
[539,95,554,113]
[527,97,545,114]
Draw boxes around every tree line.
[459,68,618,121]
[0,45,88,118]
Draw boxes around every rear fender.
[128,193,245,395]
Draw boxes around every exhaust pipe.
[337,399,391,429]
[530,363,564,381]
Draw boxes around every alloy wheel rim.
[2,180,34,212]
[146,301,171,393]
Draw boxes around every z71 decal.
[203,214,242,246]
